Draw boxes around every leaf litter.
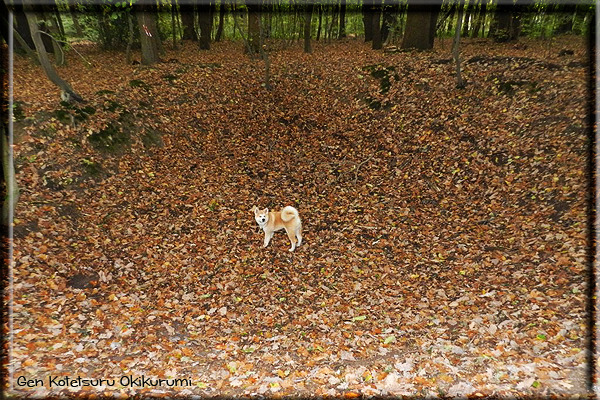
[10,37,591,397]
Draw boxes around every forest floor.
[9,36,593,398]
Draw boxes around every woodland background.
[2,0,595,398]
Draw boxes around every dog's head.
[252,206,269,225]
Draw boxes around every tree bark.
[304,3,313,53]
[198,3,212,50]
[338,0,346,38]
[371,0,382,49]
[471,0,487,38]
[491,0,521,42]
[2,126,19,229]
[363,0,373,42]
[380,0,397,43]
[44,10,64,65]
[215,0,226,42]
[171,4,178,49]
[401,2,441,50]
[24,8,84,102]
[136,7,160,65]
[2,13,38,63]
[54,9,65,38]
[180,7,196,40]
[316,5,322,41]
[461,1,470,38]
[13,10,35,51]
[126,10,134,64]
[69,9,83,37]
[246,0,261,53]
[452,1,465,89]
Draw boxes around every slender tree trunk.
[381,0,397,44]
[24,7,84,102]
[338,0,346,38]
[126,10,134,64]
[54,10,65,38]
[328,3,338,41]
[453,2,465,89]
[171,5,178,49]
[304,3,313,53]
[2,15,19,228]
[232,7,255,57]
[44,11,64,64]
[472,0,487,37]
[69,9,83,37]
[97,12,111,48]
[461,1,470,37]
[215,0,226,42]
[445,3,457,35]
[316,5,322,41]
[2,127,18,229]
[257,18,272,90]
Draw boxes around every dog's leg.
[286,229,297,252]
[296,227,302,246]
[263,231,273,248]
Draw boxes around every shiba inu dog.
[252,206,303,252]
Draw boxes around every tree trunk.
[461,2,470,38]
[316,5,322,41]
[69,9,83,37]
[246,0,261,53]
[13,10,35,52]
[328,3,338,41]
[491,0,522,42]
[171,5,178,49]
[371,0,382,49]
[24,7,84,102]
[180,7,196,40]
[198,3,212,50]
[452,1,465,89]
[471,0,487,38]
[97,11,111,48]
[338,0,346,38]
[54,10,65,38]
[3,12,38,62]
[402,2,441,50]
[44,11,64,65]
[381,0,397,43]
[215,0,226,42]
[363,0,373,42]
[136,7,160,65]
[1,127,19,229]
[126,10,134,64]
[304,3,313,53]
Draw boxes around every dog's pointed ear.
[264,208,269,213]
[252,206,257,213]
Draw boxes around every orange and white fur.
[252,206,302,252]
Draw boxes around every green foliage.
[12,101,26,122]
[129,79,150,90]
[80,158,104,176]
[87,113,132,154]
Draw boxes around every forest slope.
[10,37,592,397]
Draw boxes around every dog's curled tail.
[281,206,299,222]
